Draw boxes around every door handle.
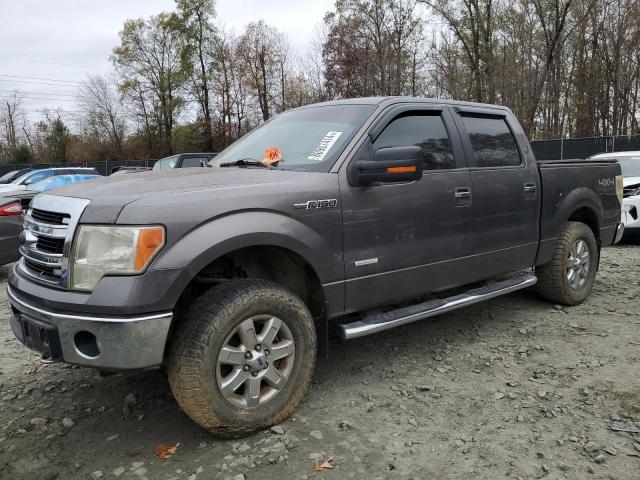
[524,183,537,193]
[454,188,471,200]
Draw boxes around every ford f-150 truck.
[8,97,624,437]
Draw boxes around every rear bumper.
[7,285,172,370]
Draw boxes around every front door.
[340,106,474,313]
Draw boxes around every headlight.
[70,225,165,291]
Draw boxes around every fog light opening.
[74,331,100,358]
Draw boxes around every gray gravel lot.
[0,243,639,480]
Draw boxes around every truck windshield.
[619,157,640,177]
[210,104,375,172]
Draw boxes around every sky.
[0,0,335,122]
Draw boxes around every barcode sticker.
[308,131,343,162]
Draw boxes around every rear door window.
[373,113,456,170]
[180,157,207,168]
[461,116,521,168]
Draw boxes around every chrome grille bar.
[17,194,90,289]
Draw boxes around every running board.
[337,274,537,340]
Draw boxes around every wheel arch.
[536,188,604,266]
[152,211,340,319]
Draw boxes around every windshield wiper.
[218,158,271,169]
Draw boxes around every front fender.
[151,209,343,293]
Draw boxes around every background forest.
[1,0,639,164]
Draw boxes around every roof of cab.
[297,96,512,113]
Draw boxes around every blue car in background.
[0,167,100,194]
[29,174,103,193]
[0,174,104,265]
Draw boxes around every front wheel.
[535,221,598,306]
[166,279,316,438]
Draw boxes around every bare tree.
[1,91,23,160]
[78,74,127,157]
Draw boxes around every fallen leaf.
[154,442,180,461]
[23,362,49,375]
[313,457,336,472]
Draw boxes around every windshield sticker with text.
[308,131,343,162]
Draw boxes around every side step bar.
[337,274,537,340]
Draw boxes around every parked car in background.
[0,168,40,184]
[110,166,152,176]
[0,174,103,265]
[589,151,640,234]
[151,153,217,171]
[0,167,100,194]
[0,199,24,265]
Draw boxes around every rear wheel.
[166,279,316,438]
[536,221,598,306]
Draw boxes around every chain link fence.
[530,135,640,161]
[0,159,158,177]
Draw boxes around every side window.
[461,116,521,168]
[373,113,456,170]
[24,170,53,185]
[152,156,178,171]
[181,157,206,168]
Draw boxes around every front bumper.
[613,223,625,244]
[7,285,172,369]
[622,197,640,230]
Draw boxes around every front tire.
[166,279,316,438]
[535,221,598,306]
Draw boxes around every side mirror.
[349,146,422,187]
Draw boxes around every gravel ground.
[0,243,639,480]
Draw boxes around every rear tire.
[166,279,316,438]
[535,221,598,306]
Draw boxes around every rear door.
[452,107,540,276]
[340,104,474,312]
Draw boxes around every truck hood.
[47,168,305,223]
[51,167,301,201]
[623,176,640,187]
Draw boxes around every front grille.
[31,208,70,225]
[19,195,89,289]
[23,258,59,281]
[36,236,65,254]
[624,183,640,198]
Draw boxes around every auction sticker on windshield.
[264,147,282,165]
[308,131,343,161]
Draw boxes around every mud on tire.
[535,221,598,306]
[166,279,316,438]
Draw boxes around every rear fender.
[536,188,603,266]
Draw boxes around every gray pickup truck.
[8,97,624,437]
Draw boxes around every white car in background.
[589,151,640,233]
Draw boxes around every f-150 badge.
[293,199,338,210]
